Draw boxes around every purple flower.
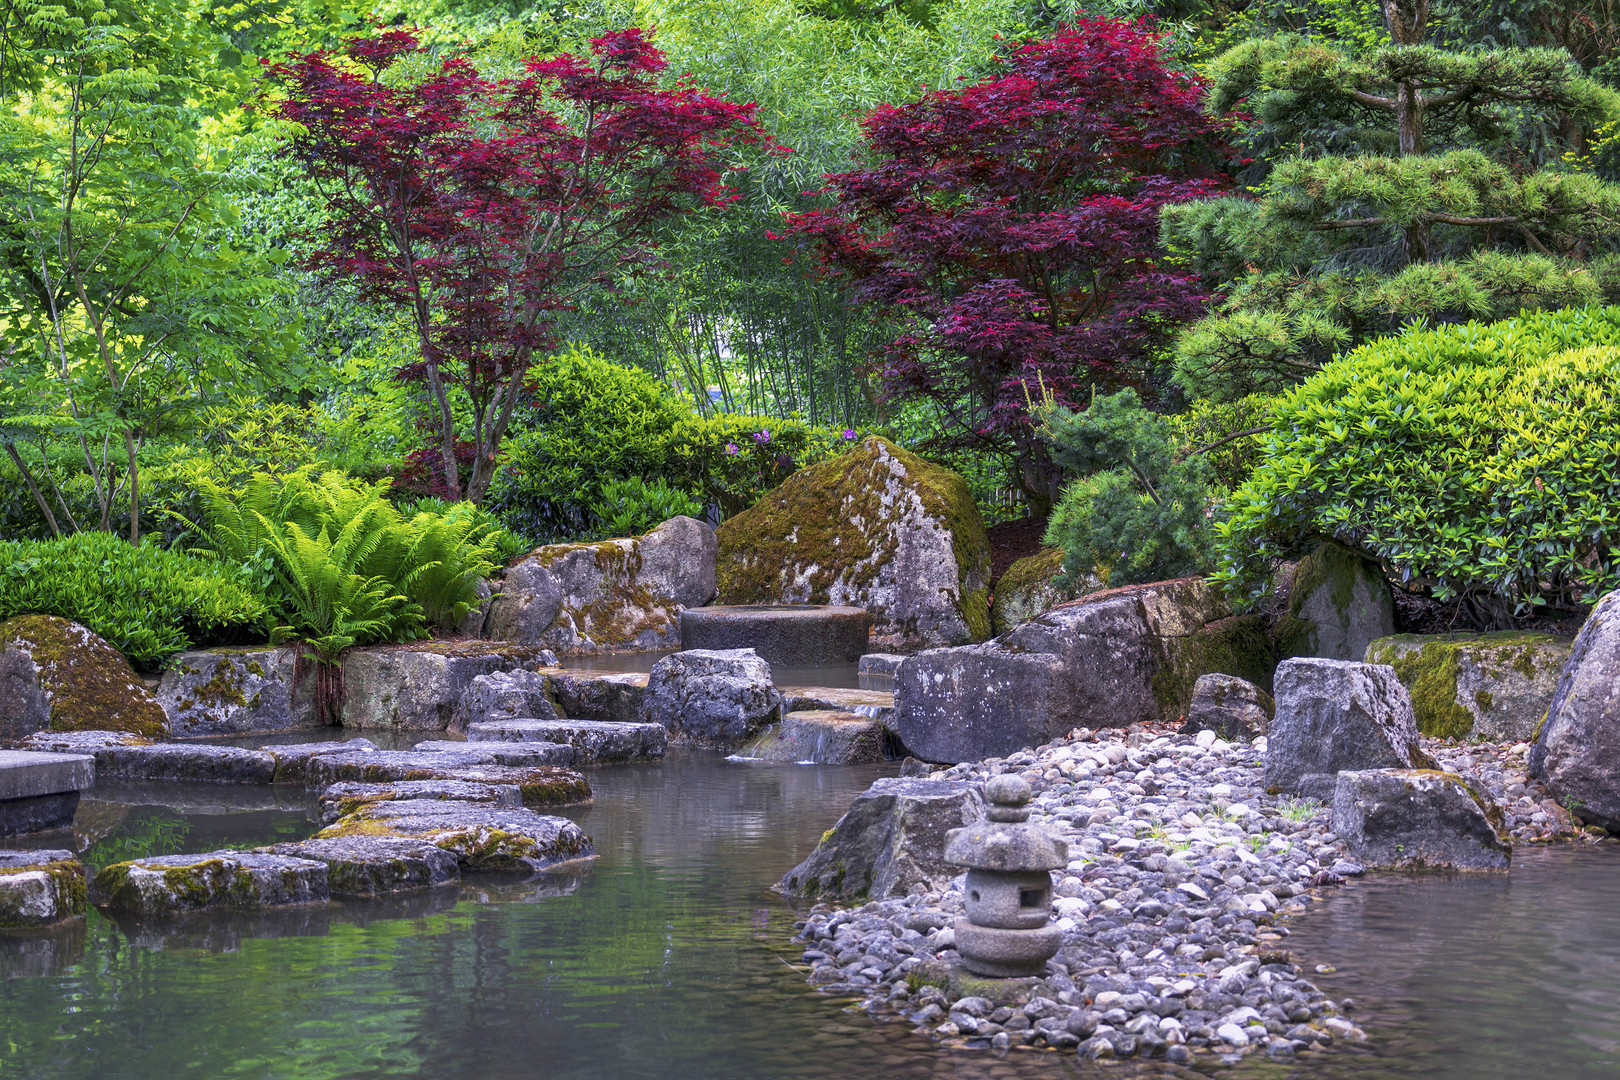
[724,442,739,455]
[752,430,770,443]
[841,428,857,440]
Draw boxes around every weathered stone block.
[452,668,561,730]
[679,605,872,666]
[1530,590,1620,830]
[1264,659,1436,799]
[318,799,594,873]
[317,780,524,824]
[412,740,579,767]
[0,850,86,928]
[16,736,277,785]
[780,686,896,726]
[302,751,591,808]
[266,837,460,897]
[776,777,983,900]
[264,738,380,784]
[548,671,649,724]
[643,649,783,751]
[1367,632,1571,741]
[0,749,95,836]
[0,615,167,740]
[1181,674,1274,741]
[486,516,717,653]
[463,718,667,762]
[990,546,1072,637]
[716,436,992,650]
[1332,769,1510,870]
[154,647,315,737]
[341,641,556,731]
[741,710,888,764]
[1277,543,1395,661]
[95,851,329,914]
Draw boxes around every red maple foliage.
[780,19,1238,507]
[265,28,777,503]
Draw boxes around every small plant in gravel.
[1280,798,1323,822]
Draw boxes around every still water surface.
[1,754,1618,1079]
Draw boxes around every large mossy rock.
[485,516,717,653]
[894,578,1237,763]
[341,641,557,732]
[1366,633,1571,741]
[1530,590,1620,830]
[94,851,330,915]
[0,616,168,741]
[0,850,86,928]
[1277,542,1394,661]
[716,436,991,650]
[990,547,1074,636]
[154,647,315,737]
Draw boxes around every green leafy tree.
[1164,0,1620,400]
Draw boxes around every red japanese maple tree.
[781,19,1237,508]
[266,28,774,503]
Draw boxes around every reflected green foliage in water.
[81,812,192,869]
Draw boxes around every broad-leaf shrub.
[589,478,704,540]
[1215,307,1620,622]
[0,533,266,665]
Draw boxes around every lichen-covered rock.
[990,547,1075,636]
[95,851,329,914]
[1181,673,1274,740]
[1332,769,1511,870]
[318,799,594,873]
[1264,659,1436,799]
[0,850,86,928]
[412,739,578,767]
[1276,543,1395,661]
[1530,590,1620,831]
[894,578,1233,763]
[302,751,591,808]
[716,436,992,650]
[776,778,983,900]
[486,516,717,653]
[154,647,315,737]
[453,668,562,730]
[464,718,667,762]
[265,837,460,897]
[18,734,276,784]
[741,711,888,764]
[0,615,168,740]
[549,671,649,724]
[643,649,783,751]
[317,780,524,824]
[340,641,557,732]
[1366,632,1571,741]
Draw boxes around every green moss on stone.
[991,547,1071,635]
[1152,614,1277,721]
[1275,542,1379,658]
[0,859,86,928]
[1,614,168,738]
[1368,631,1570,740]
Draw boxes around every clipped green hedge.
[1215,306,1620,620]
[0,533,268,665]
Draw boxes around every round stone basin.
[679,605,871,667]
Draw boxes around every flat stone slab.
[0,850,86,929]
[265,837,459,897]
[412,740,578,767]
[302,752,591,808]
[464,719,667,762]
[318,799,593,873]
[680,605,872,666]
[741,710,888,764]
[781,687,895,724]
[318,780,524,824]
[95,851,329,915]
[264,739,380,783]
[18,731,276,784]
[0,750,95,800]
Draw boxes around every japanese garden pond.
[1,752,1619,1080]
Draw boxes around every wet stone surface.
[317,780,525,824]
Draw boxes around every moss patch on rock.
[1,615,168,738]
[0,857,87,928]
[1152,614,1278,722]
[990,547,1073,636]
[1367,631,1571,740]
[1275,542,1394,661]
[716,436,991,647]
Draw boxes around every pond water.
[4,754,1618,1079]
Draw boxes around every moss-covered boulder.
[0,616,168,741]
[716,436,992,650]
[1276,542,1395,661]
[316,799,594,873]
[990,547,1076,636]
[94,851,329,915]
[341,640,559,732]
[1366,633,1572,741]
[154,647,315,737]
[0,850,86,928]
[1154,614,1278,722]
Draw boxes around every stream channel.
[1,751,1618,1079]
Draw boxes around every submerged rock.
[1182,673,1274,741]
[95,851,329,915]
[318,799,593,872]
[464,718,667,762]
[1530,590,1620,830]
[742,711,888,764]
[1264,659,1435,799]
[154,647,314,737]
[643,649,783,751]
[302,751,591,808]
[1332,769,1511,870]
[1276,543,1394,662]
[776,777,982,900]
[266,837,460,897]
[716,436,992,650]
[1369,632,1571,741]
[0,615,168,740]
[486,516,717,653]
[0,850,86,928]
[317,780,524,824]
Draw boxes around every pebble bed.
[789,722,1588,1066]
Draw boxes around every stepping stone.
[412,739,578,767]
[0,750,95,835]
[265,837,459,897]
[318,799,593,872]
[0,850,86,928]
[547,671,649,724]
[302,751,591,808]
[741,710,888,764]
[781,687,895,725]
[318,780,524,824]
[19,731,275,785]
[264,738,379,783]
[464,719,667,762]
[95,851,329,915]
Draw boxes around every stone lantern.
[943,774,1067,978]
